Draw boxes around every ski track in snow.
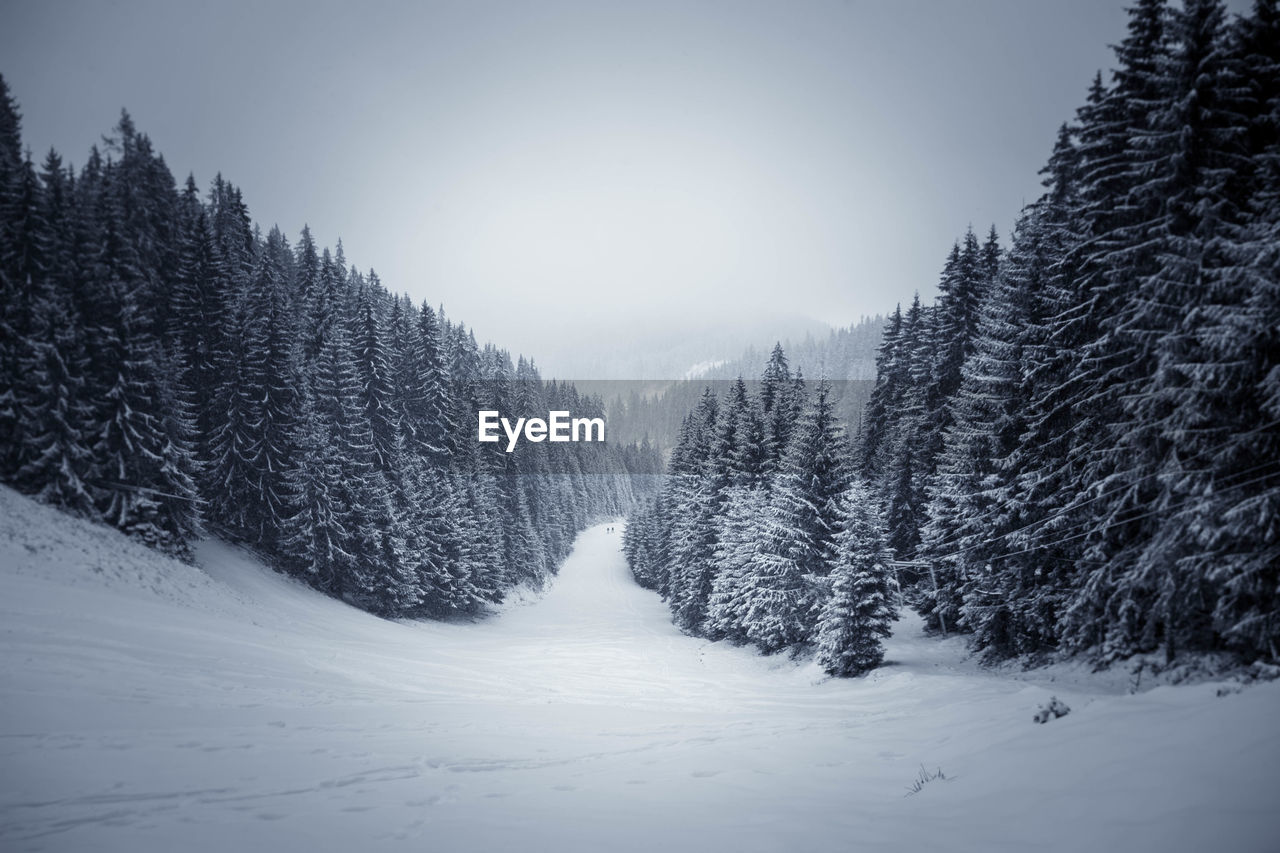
[0,486,1277,852]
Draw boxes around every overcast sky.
[1,0,1215,372]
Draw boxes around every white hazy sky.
[2,0,1215,369]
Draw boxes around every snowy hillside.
[1,485,1277,853]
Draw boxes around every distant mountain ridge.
[602,315,884,453]
[529,313,835,381]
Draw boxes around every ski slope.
[1,486,1277,852]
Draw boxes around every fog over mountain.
[1,1,1277,851]
[526,310,835,380]
[1,0,1207,368]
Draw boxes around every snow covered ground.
[1,486,1277,853]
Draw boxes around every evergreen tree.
[857,304,902,483]
[16,299,95,514]
[760,342,795,470]
[353,275,398,473]
[880,295,931,561]
[743,379,850,649]
[90,214,200,552]
[816,481,898,676]
[667,389,720,633]
[706,484,768,642]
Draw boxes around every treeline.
[623,346,898,677]
[0,78,658,617]
[860,0,1279,664]
[705,315,884,382]
[607,316,882,455]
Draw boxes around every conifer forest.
[2,1,1279,851]
[625,0,1280,671]
[0,80,660,617]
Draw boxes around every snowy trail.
[1,488,1277,852]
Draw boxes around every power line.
[950,466,1280,570]
[89,480,208,504]
[918,452,1280,563]
[918,415,1280,558]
